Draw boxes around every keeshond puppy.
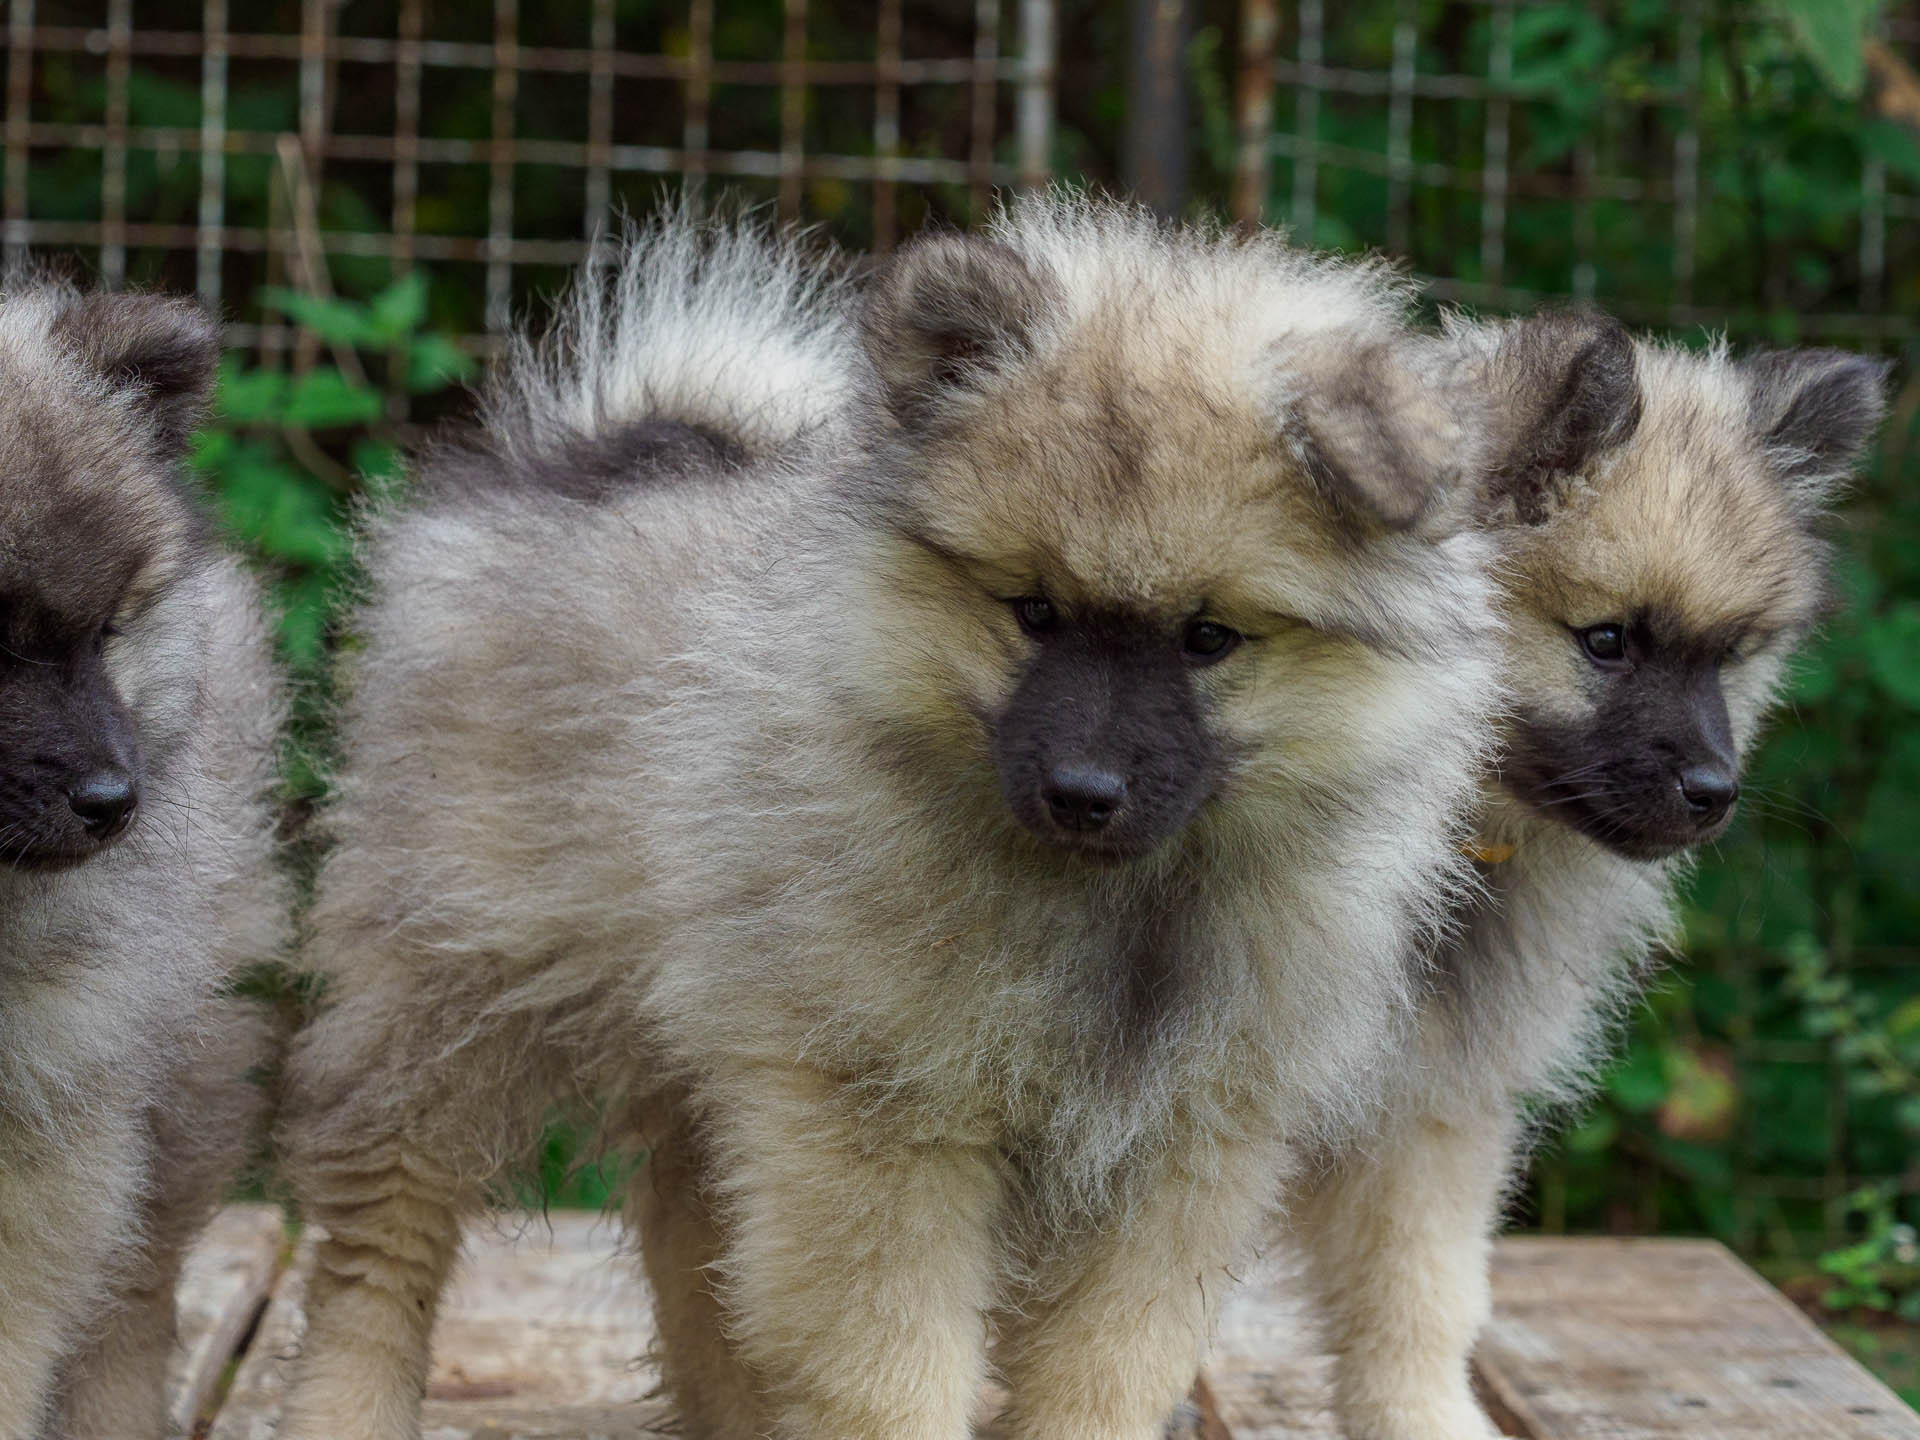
[274,198,1613,1440]
[0,285,288,1440]
[1290,318,1887,1440]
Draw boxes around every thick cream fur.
[276,196,1510,1440]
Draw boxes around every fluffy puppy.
[275,198,1606,1440]
[1290,317,1888,1440]
[0,285,288,1440]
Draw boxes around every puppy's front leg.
[995,1135,1278,1440]
[1294,1101,1516,1440]
[0,1119,144,1440]
[628,1095,768,1440]
[703,1066,1005,1440]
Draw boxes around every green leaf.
[1606,1045,1670,1113]
[1563,1109,1619,1155]
[405,334,478,393]
[367,271,430,344]
[281,368,385,429]
[1864,604,1920,710]
[213,356,290,424]
[1861,120,1920,186]
[1769,0,1885,97]
[259,287,382,348]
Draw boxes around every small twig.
[273,134,368,389]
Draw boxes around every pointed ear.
[1740,347,1889,502]
[1477,310,1642,524]
[862,233,1060,424]
[51,292,222,455]
[1288,338,1480,535]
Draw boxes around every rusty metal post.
[968,0,1001,220]
[873,0,902,249]
[1124,0,1191,216]
[1018,0,1055,190]
[1231,0,1277,224]
[6,0,37,270]
[779,0,807,218]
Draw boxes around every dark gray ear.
[862,233,1059,424]
[1740,348,1890,500]
[1290,339,1476,534]
[1479,310,1642,524]
[52,292,222,455]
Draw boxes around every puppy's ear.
[862,233,1060,424]
[1740,347,1890,504]
[52,292,222,455]
[1477,310,1642,525]
[1288,337,1482,536]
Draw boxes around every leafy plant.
[1821,1187,1920,1318]
[195,273,476,676]
[193,276,477,810]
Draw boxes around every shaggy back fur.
[276,196,1658,1440]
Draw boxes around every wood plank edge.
[169,1206,288,1434]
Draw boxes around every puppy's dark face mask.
[0,602,144,868]
[990,601,1229,861]
[1505,620,1743,862]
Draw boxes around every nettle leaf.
[259,286,383,348]
[1770,0,1885,97]
[406,333,478,392]
[1864,603,1920,710]
[1606,1044,1670,1113]
[1859,732,1920,861]
[214,357,290,424]
[1861,120,1920,186]
[282,368,385,428]
[367,271,430,344]
[276,570,336,670]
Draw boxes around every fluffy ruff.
[273,194,1533,1440]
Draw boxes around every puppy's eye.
[1576,623,1627,665]
[1012,597,1057,636]
[96,620,121,651]
[1182,620,1241,663]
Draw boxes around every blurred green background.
[5,0,1916,1403]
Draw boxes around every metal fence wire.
[2,0,1056,346]
[1,0,1915,1254]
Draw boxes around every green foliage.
[194,280,476,805]
[1183,12,1920,1387]
[1821,1188,1920,1319]
[1771,0,1887,96]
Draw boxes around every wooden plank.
[200,1219,1920,1439]
[207,1216,675,1440]
[1476,1237,1920,1440]
[166,1203,283,1434]
[206,1232,314,1440]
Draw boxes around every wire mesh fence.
[1,0,1914,1258]
[1225,0,1920,346]
[2,0,1056,351]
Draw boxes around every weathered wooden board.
[1477,1237,1920,1440]
[185,1210,1920,1438]
[206,1216,675,1440]
[165,1202,283,1435]
[205,1232,314,1440]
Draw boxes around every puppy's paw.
[1340,1389,1504,1440]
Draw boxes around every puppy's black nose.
[1678,765,1738,823]
[69,771,137,838]
[1044,766,1127,831]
